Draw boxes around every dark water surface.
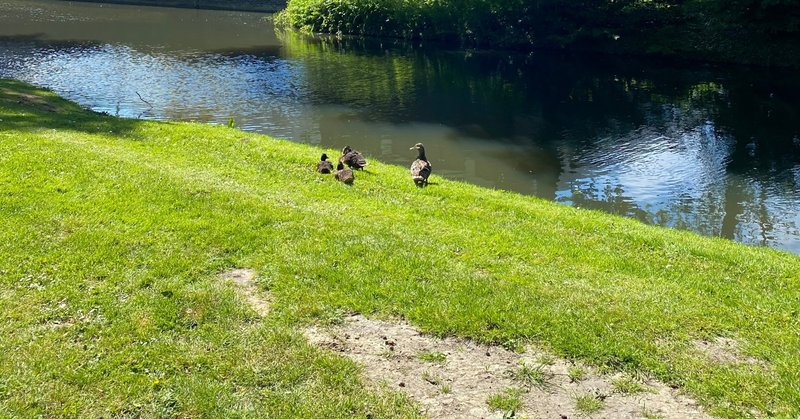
[2,0,799,253]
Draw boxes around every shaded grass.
[1,79,799,417]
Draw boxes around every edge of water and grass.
[60,0,287,13]
[1,78,799,417]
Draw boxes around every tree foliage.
[276,0,800,66]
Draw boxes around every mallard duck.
[340,145,368,170]
[409,143,432,186]
[317,153,334,174]
[334,162,354,184]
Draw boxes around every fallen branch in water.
[135,91,153,109]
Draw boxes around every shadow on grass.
[0,78,142,137]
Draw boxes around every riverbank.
[276,0,800,68]
[1,79,799,417]
[63,0,286,12]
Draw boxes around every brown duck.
[340,145,368,170]
[317,153,334,174]
[409,143,432,186]
[334,162,354,184]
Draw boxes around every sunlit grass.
[575,393,605,414]
[509,362,549,389]
[568,366,587,383]
[612,376,652,395]
[486,387,524,412]
[417,351,447,363]
[1,79,799,417]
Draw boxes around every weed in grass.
[641,408,665,419]
[537,354,556,366]
[509,362,548,388]
[417,351,447,363]
[575,394,605,414]
[440,384,452,394]
[320,308,348,326]
[612,377,650,395]
[486,387,524,412]
[568,366,587,383]
[421,370,441,386]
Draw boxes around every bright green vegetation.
[277,0,800,67]
[575,394,605,414]
[509,362,548,389]
[568,366,587,383]
[1,79,799,417]
[486,387,524,412]
[612,376,650,395]
[417,351,447,363]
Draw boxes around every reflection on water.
[1,0,799,253]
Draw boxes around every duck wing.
[342,151,368,169]
[410,159,432,183]
[317,161,334,173]
[335,168,355,184]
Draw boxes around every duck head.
[410,143,427,159]
[321,153,329,161]
[336,162,345,171]
[342,145,353,155]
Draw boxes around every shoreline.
[60,0,286,13]
[2,78,799,417]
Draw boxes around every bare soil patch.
[693,337,760,365]
[220,268,270,317]
[305,314,709,418]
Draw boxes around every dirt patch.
[220,268,270,317]
[693,337,760,365]
[305,315,709,418]
[1,88,59,113]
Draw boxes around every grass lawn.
[1,79,798,417]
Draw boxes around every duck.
[409,143,432,186]
[317,153,334,174]
[340,145,368,170]
[334,162,355,184]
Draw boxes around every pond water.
[1,0,799,254]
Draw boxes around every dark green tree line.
[277,0,800,66]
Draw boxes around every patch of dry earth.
[306,315,710,419]
[692,337,760,365]
[218,269,708,418]
[221,268,270,317]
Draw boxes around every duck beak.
[409,147,416,150]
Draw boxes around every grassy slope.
[0,79,798,417]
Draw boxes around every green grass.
[1,79,800,417]
[509,362,549,389]
[612,376,651,395]
[417,351,447,363]
[575,394,605,414]
[486,387,524,412]
[568,366,587,383]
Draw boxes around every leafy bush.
[277,0,800,66]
